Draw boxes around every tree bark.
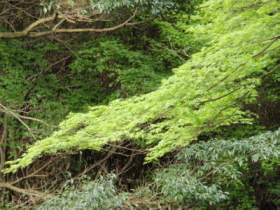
[0,10,152,39]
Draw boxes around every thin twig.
[0,103,36,139]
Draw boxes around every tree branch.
[0,13,57,38]
[0,103,36,139]
[75,146,118,179]
[10,159,53,185]
[260,63,280,78]
[0,9,146,39]
[253,36,280,58]
[0,182,52,198]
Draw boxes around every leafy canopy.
[4,0,280,172]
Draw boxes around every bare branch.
[0,13,57,38]
[15,114,55,128]
[0,182,52,198]
[0,9,146,39]
[75,146,118,178]
[0,103,36,139]
[10,159,53,185]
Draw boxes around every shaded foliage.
[40,174,124,210]
[155,129,280,208]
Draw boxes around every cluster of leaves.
[0,40,90,137]
[4,0,279,172]
[0,40,66,142]
[70,38,166,101]
[39,0,191,14]
[40,174,125,209]
[155,129,280,208]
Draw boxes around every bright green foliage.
[155,129,280,207]
[4,0,280,172]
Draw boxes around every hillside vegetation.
[0,0,279,208]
